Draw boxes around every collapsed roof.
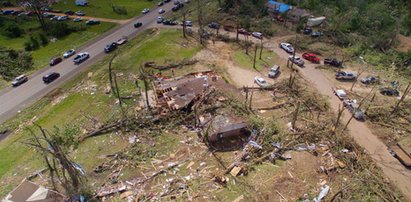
[4,180,65,202]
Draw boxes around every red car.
[238,28,250,35]
[302,53,320,64]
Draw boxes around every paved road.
[0,3,176,124]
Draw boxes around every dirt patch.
[396,34,411,53]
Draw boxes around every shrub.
[112,6,127,15]
[38,33,48,46]
[3,23,23,38]
[45,22,74,38]
[0,46,33,80]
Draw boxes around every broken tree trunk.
[391,82,411,115]
[253,45,258,69]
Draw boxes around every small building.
[207,114,251,151]
[75,0,88,6]
[4,180,65,202]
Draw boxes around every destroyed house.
[154,75,210,111]
[4,180,65,202]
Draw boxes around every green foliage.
[50,124,80,152]
[3,23,23,38]
[112,5,128,15]
[38,33,48,46]
[24,36,40,51]
[0,46,33,80]
[45,22,75,38]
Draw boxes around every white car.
[334,89,347,100]
[288,55,304,67]
[142,8,150,14]
[63,49,76,58]
[57,16,68,21]
[254,76,270,87]
[73,52,90,64]
[280,42,294,54]
[158,9,165,14]
[251,32,263,39]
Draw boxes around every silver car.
[288,55,304,67]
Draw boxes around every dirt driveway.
[264,35,411,200]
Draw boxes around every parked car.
[360,76,380,85]
[164,0,171,2]
[335,71,356,80]
[334,89,347,100]
[302,53,320,63]
[1,10,14,15]
[208,22,220,29]
[181,20,192,27]
[324,58,342,68]
[174,0,181,5]
[251,32,263,39]
[11,75,28,87]
[64,10,74,15]
[57,16,68,21]
[50,16,59,21]
[343,99,365,120]
[86,19,100,25]
[268,65,280,78]
[157,16,164,23]
[158,9,165,14]
[311,31,324,37]
[303,27,312,35]
[142,8,150,14]
[238,28,250,35]
[73,52,90,64]
[162,20,178,25]
[380,87,400,96]
[63,49,76,58]
[288,56,304,67]
[42,72,60,84]
[104,43,117,53]
[254,76,270,87]
[75,11,85,16]
[134,22,143,28]
[50,57,62,66]
[280,43,294,54]
[73,17,82,22]
[158,1,164,6]
[116,37,127,45]
[43,12,54,18]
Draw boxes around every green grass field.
[232,47,278,71]
[52,0,157,19]
[0,28,201,197]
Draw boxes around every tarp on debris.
[307,16,326,27]
[267,0,291,13]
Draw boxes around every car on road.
[50,57,62,66]
[335,71,356,80]
[142,8,150,14]
[238,28,250,35]
[116,37,127,45]
[208,22,220,29]
[324,58,342,67]
[64,10,74,15]
[134,22,143,28]
[63,49,76,58]
[268,65,280,78]
[334,89,347,100]
[73,17,82,22]
[75,11,85,16]
[279,43,294,54]
[380,87,400,96]
[288,56,304,67]
[302,53,320,63]
[251,32,263,39]
[57,16,68,21]
[86,19,100,25]
[158,1,164,6]
[157,16,164,23]
[158,9,165,14]
[360,76,379,85]
[254,76,270,87]
[43,72,60,84]
[104,42,117,53]
[73,52,90,64]
[11,75,28,87]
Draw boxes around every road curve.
[0,3,176,124]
